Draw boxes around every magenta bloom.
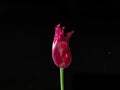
[52,24,74,68]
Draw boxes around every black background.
[0,0,120,90]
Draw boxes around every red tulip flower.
[52,24,74,68]
[52,24,74,90]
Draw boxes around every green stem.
[60,68,64,90]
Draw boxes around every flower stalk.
[60,68,64,90]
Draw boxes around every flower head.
[52,24,74,68]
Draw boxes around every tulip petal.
[66,30,74,41]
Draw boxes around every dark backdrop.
[0,0,120,90]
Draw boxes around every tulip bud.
[52,24,74,68]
